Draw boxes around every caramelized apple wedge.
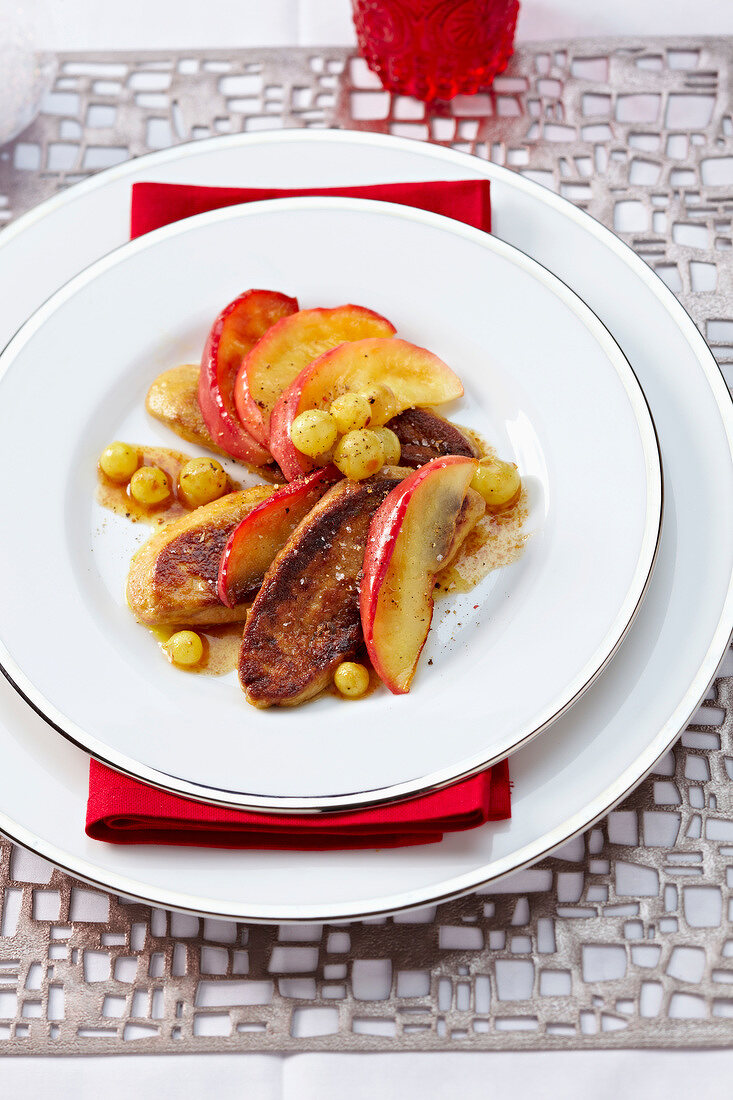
[361,456,478,694]
[447,487,486,562]
[217,465,340,608]
[199,289,298,465]
[127,486,275,627]
[234,305,396,447]
[239,468,407,708]
[269,339,464,479]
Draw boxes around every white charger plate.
[0,196,661,808]
[0,131,730,921]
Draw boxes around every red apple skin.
[217,465,340,607]
[234,305,396,448]
[360,456,477,694]
[198,289,298,465]
[270,338,464,480]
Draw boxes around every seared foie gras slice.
[387,407,479,468]
[218,466,341,608]
[146,365,228,457]
[127,486,275,626]
[239,468,407,708]
[146,365,283,482]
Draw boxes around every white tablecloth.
[1,1050,732,1097]
[8,0,733,1094]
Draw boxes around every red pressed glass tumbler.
[351,0,519,102]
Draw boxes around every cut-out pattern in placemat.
[1,38,733,1053]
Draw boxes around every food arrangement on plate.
[0,129,710,919]
[98,289,526,708]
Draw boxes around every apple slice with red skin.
[234,304,396,447]
[217,465,340,607]
[361,455,478,694]
[270,338,465,480]
[198,289,298,465]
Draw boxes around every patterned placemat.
[1,37,733,1054]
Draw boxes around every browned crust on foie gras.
[387,407,479,468]
[126,486,275,626]
[239,469,408,708]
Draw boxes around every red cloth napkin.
[87,758,510,849]
[85,176,510,850]
[129,179,491,239]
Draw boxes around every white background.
[23,0,733,48]
[5,0,733,1095]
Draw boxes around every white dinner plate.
[0,196,661,808]
[0,131,730,921]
